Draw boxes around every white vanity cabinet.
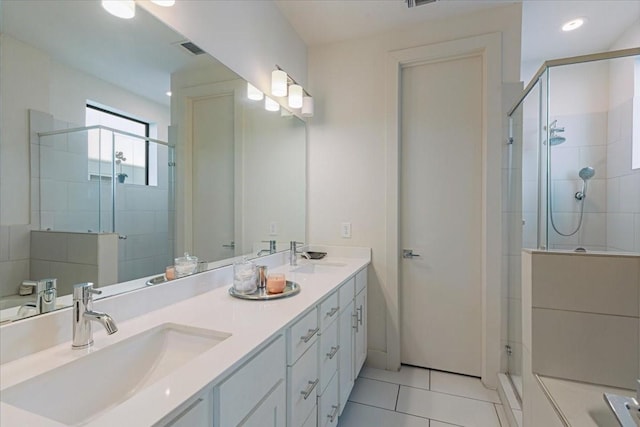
[159,389,214,427]
[214,335,286,427]
[354,268,367,375]
[287,307,320,427]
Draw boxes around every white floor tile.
[337,401,429,427]
[348,377,399,411]
[495,404,508,427]
[430,371,501,403]
[396,386,501,427]
[359,365,430,390]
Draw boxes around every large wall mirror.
[0,0,306,323]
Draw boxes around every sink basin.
[293,262,347,274]
[1,323,230,425]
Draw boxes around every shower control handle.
[403,249,421,259]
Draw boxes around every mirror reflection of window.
[85,104,154,186]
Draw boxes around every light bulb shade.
[265,97,280,112]
[288,84,303,109]
[301,96,314,117]
[101,0,135,19]
[271,70,288,97]
[151,0,176,6]
[247,82,264,101]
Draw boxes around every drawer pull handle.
[357,305,363,325]
[352,313,359,332]
[327,404,339,422]
[300,378,319,400]
[326,306,339,317]
[326,345,340,360]
[300,327,319,343]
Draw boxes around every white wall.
[0,34,171,296]
[141,0,307,102]
[306,4,522,369]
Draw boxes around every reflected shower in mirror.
[0,0,306,323]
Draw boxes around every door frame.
[385,33,503,387]
[174,79,245,256]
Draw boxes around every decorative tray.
[304,251,327,260]
[145,275,167,286]
[229,281,300,300]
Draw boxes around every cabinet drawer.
[319,291,339,332]
[216,335,285,427]
[355,268,367,294]
[318,318,339,395]
[287,341,319,427]
[317,372,339,427]
[338,277,355,312]
[301,405,318,427]
[288,307,319,364]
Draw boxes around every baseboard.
[498,373,523,427]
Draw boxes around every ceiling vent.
[406,0,437,7]
[179,41,206,56]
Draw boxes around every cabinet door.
[161,389,213,427]
[317,372,339,427]
[354,288,367,376]
[241,380,286,427]
[338,300,354,414]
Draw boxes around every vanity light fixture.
[272,69,288,97]
[102,0,174,19]
[101,0,135,19]
[273,65,314,117]
[288,84,303,109]
[562,18,585,32]
[265,96,280,112]
[151,0,176,6]
[301,96,314,117]
[247,82,264,101]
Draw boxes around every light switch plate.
[269,222,278,236]
[341,222,351,238]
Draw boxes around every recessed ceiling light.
[101,0,135,19]
[166,91,172,97]
[562,18,585,32]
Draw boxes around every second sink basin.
[1,323,230,425]
[293,262,347,274]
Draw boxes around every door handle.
[222,241,235,249]
[402,249,420,259]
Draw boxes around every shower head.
[575,166,595,201]
[579,166,595,181]
[549,136,566,146]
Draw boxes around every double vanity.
[0,246,370,426]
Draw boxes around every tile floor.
[338,365,509,427]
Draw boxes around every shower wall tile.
[0,260,29,298]
[620,173,640,213]
[67,233,98,265]
[9,225,30,260]
[607,213,635,252]
[607,177,621,212]
[29,259,51,281]
[578,213,606,247]
[607,102,622,145]
[607,140,629,178]
[532,308,638,390]
[0,227,9,261]
[532,253,639,316]
[549,146,580,180]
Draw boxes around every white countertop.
[0,251,370,426]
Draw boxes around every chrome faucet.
[72,283,118,349]
[18,278,57,315]
[290,241,304,266]
[257,240,277,256]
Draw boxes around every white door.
[192,94,235,262]
[400,55,483,376]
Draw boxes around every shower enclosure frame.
[505,46,640,402]
[37,125,173,234]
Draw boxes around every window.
[86,104,150,185]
